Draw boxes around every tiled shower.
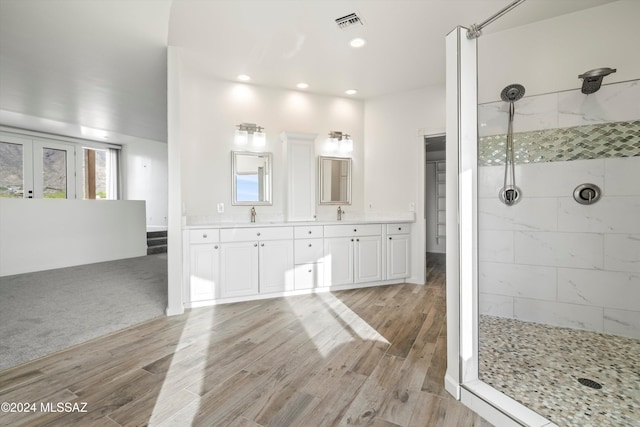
[477,79,640,340]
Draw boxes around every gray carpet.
[0,254,167,371]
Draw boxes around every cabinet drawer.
[324,223,382,238]
[386,224,412,235]
[220,226,293,242]
[294,263,325,290]
[294,225,324,239]
[295,239,324,264]
[189,229,220,244]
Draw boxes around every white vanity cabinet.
[323,224,382,286]
[188,229,221,301]
[386,224,411,280]
[293,225,325,289]
[184,221,411,306]
[219,227,294,298]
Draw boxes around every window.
[0,132,119,200]
[82,148,118,200]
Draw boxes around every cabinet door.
[387,234,410,280]
[189,244,220,301]
[259,239,294,293]
[221,241,259,298]
[355,235,382,283]
[323,237,354,286]
[294,263,325,290]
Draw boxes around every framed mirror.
[231,151,272,205]
[319,156,351,205]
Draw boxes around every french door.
[0,134,76,199]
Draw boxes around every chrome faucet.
[250,206,256,223]
[337,206,344,221]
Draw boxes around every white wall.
[364,85,446,284]
[0,199,146,276]
[177,55,365,225]
[121,140,168,230]
[478,0,640,103]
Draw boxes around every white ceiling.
[0,0,618,144]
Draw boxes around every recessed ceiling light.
[237,74,251,81]
[296,82,309,89]
[345,89,358,95]
[349,38,366,48]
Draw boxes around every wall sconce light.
[235,123,266,147]
[326,131,353,152]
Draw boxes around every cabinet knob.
[261,243,265,247]
[308,230,312,234]
[308,269,312,273]
[351,238,354,242]
[214,245,219,249]
[203,234,207,238]
[257,232,261,236]
[398,227,402,231]
[254,243,258,247]
[356,238,360,242]
[389,237,392,240]
[353,228,357,232]
[308,244,312,247]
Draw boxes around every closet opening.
[425,134,446,280]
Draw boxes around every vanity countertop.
[183,218,414,229]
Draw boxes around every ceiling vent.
[335,13,363,29]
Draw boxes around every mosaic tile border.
[479,120,640,166]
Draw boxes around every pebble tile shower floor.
[479,315,640,427]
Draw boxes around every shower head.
[501,84,525,102]
[578,67,616,94]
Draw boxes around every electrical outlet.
[217,203,224,213]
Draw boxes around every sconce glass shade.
[253,131,266,147]
[234,129,248,145]
[340,137,353,152]
[326,137,339,151]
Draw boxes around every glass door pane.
[0,141,24,198]
[0,135,33,198]
[33,141,75,199]
[42,147,68,198]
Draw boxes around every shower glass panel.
[476,77,640,426]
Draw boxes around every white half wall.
[0,199,146,276]
[121,139,168,230]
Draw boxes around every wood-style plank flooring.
[0,259,490,426]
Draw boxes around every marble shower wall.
[477,79,640,339]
